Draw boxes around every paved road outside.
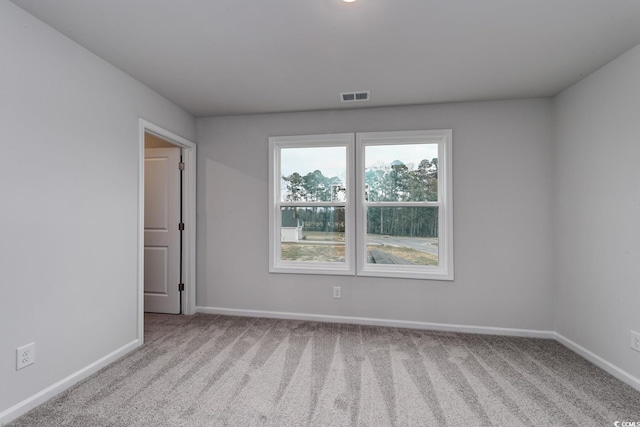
[366,235,439,255]
[294,234,439,256]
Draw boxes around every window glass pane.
[366,207,439,266]
[280,207,346,262]
[281,146,347,202]
[365,144,438,202]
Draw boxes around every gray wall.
[196,99,555,331]
[554,43,640,380]
[0,1,195,415]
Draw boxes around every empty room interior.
[2,0,640,425]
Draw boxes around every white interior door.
[144,147,181,314]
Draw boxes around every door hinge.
[178,222,185,231]
[178,283,185,292]
[178,162,185,170]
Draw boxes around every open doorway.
[137,119,196,344]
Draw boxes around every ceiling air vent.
[340,91,370,103]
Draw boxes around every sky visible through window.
[281,143,438,183]
[281,146,346,181]
[365,144,438,169]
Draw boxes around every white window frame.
[268,133,356,275]
[356,130,454,280]
[269,130,453,280]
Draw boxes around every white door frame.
[137,119,197,344]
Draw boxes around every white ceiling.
[11,0,640,117]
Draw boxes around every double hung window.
[269,130,453,280]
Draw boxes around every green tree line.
[281,158,438,236]
[366,158,438,237]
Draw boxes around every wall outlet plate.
[333,286,341,299]
[16,342,35,370]
[631,331,640,353]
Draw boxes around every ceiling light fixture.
[343,0,357,3]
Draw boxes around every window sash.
[279,202,347,208]
[269,133,356,275]
[356,130,453,280]
[364,201,440,207]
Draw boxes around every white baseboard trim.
[0,339,139,426]
[554,332,640,392]
[195,306,555,339]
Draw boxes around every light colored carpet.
[10,313,640,426]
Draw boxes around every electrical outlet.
[16,342,35,370]
[333,286,341,299]
[631,331,640,353]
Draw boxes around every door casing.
[137,119,196,345]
